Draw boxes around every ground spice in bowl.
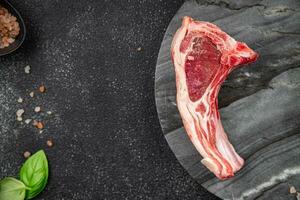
[0,5,20,48]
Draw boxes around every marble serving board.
[155,0,300,199]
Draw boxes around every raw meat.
[171,16,258,179]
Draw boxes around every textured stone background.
[0,0,219,199]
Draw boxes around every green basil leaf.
[20,150,49,200]
[0,177,26,200]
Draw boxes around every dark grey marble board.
[155,0,300,199]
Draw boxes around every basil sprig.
[0,177,27,200]
[20,150,49,199]
[0,150,49,200]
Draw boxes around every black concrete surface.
[0,0,219,199]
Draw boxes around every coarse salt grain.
[29,91,34,97]
[24,65,31,74]
[17,97,23,103]
[290,186,297,194]
[16,109,24,117]
[17,116,22,121]
[47,111,52,115]
[297,193,300,200]
[34,106,41,113]
[24,119,32,124]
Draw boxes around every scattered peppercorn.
[36,122,44,129]
[33,120,44,129]
[23,151,31,158]
[46,139,53,147]
[39,85,46,93]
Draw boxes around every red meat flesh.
[171,17,258,179]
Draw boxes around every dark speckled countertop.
[0,0,219,199]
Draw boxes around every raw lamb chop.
[171,16,258,179]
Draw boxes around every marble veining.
[237,167,300,200]
[155,0,300,199]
